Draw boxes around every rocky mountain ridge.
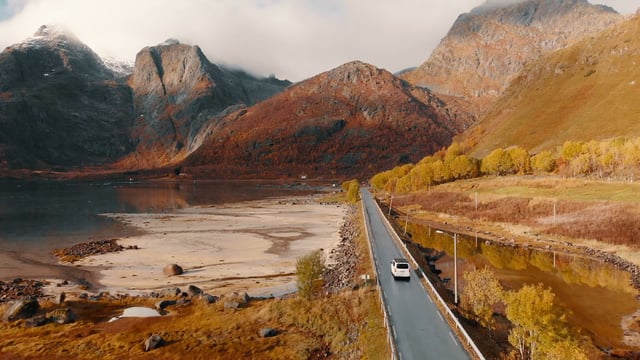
[0,26,290,172]
[123,39,289,168]
[0,25,135,169]
[0,0,630,179]
[184,61,472,178]
[460,12,640,156]
[402,0,622,117]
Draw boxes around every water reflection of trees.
[406,222,634,294]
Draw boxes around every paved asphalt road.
[361,189,470,360]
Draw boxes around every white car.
[390,258,411,279]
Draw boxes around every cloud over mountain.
[1,0,637,81]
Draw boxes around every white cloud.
[0,0,638,81]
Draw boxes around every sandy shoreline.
[69,196,346,297]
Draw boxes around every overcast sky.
[0,0,639,81]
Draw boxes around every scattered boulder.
[224,301,241,310]
[155,299,177,311]
[259,328,278,338]
[201,294,219,304]
[25,314,49,327]
[54,292,66,306]
[187,285,202,297]
[46,308,76,324]
[143,334,164,352]
[0,279,46,301]
[3,296,39,322]
[163,264,183,276]
[160,287,181,297]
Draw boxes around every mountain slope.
[0,25,135,169]
[402,0,621,117]
[184,61,473,178]
[123,40,291,168]
[461,14,640,157]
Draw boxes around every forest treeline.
[370,137,640,193]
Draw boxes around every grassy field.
[0,204,389,360]
[393,176,640,264]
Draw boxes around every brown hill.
[460,14,640,157]
[402,0,621,117]
[184,61,473,178]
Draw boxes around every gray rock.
[163,264,183,276]
[224,301,241,310]
[143,334,164,352]
[259,328,278,338]
[54,292,66,305]
[155,299,177,311]
[25,314,49,327]
[160,287,181,297]
[46,308,76,324]
[187,285,202,297]
[201,294,219,304]
[3,296,39,322]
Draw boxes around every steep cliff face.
[184,61,473,178]
[402,0,622,117]
[125,40,290,168]
[0,25,135,170]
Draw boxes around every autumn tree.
[481,148,515,175]
[341,179,360,203]
[508,147,531,174]
[461,268,504,329]
[505,284,586,360]
[530,151,556,173]
[296,250,326,300]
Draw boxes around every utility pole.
[436,230,458,304]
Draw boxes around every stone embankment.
[324,205,360,292]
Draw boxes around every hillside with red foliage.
[184,61,473,179]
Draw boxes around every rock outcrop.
[402,0,622,117]
[124,40,290,168]
[0,25,135,170]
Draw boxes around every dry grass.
[0,202,389,360]
[394,176,640,261]
[465,16,640,156]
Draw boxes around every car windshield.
[396,263,409,269]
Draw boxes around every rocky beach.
[31,196,349,299]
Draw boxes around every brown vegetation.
[400,187,640,249]
[0,291,384,360]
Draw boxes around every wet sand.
[0,250,99,287]
[74,197,346,296]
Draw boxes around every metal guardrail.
[359,198,398,360]
[371,195,486,360]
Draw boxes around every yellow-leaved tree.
[461,268,504,330]
[296,249,326,300]
[341,179,360,203]
[505,284,587,360]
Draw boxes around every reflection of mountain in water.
[405,221,639,350]
[0,180,318,254]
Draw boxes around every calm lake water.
[0,179,320,259]
[404,221,640,352]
